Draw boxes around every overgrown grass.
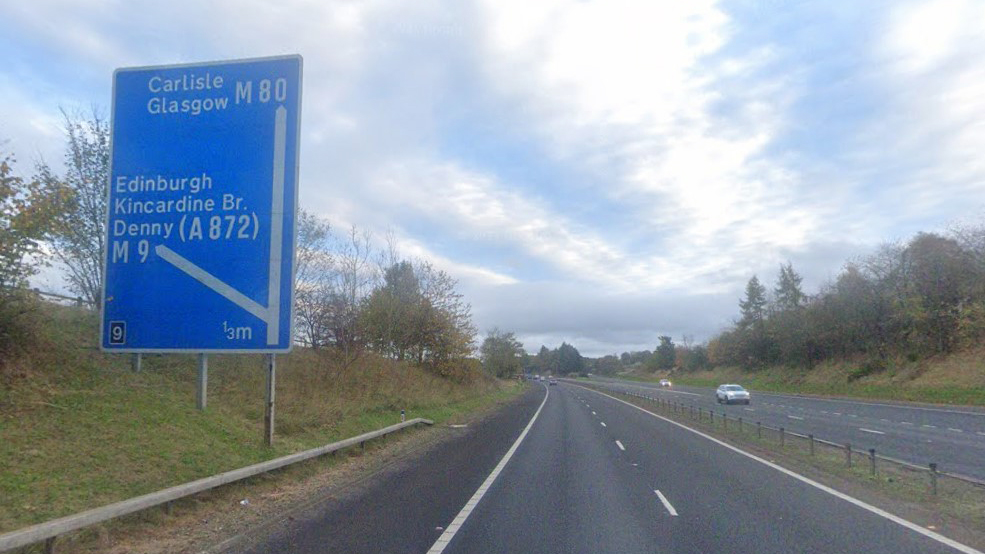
[623,354,985,406]
[0,303,523,534]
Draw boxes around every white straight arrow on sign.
[267,105,286,344]
[157,105,289,345]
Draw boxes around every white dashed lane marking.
[615,440,626,451]
[654,490,679,516]
[859,428,885,435]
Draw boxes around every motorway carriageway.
[586,376,985,481]
[238,383,981,554]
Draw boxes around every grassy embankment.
[624,352,985,406]
[0,303,523,534]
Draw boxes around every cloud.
[7,0,985,356]
[855,0,985,228]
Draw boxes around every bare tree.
[293,209,333,347]
[325,225,374,361]
[36,108,109,305]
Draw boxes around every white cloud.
[474,0,822,287]
[10,0,985,354]
[866,0,985,222]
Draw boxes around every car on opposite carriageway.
[716,384,750,405]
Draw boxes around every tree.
[362,258,476,375]
[595,354,622,375]
[0,149,62,355]
[737,275,771,367]
[773,262,805,311]
[325,225,375,361]
[556,342,584,375]
[739,275,767,329]
[901,233,976,353]
[293,209,333,348]
[362,261,420,359]
[36,108,109,305]
[480,328,524,378]
[654,335,675,370]
[0,151,60,290]
[535,345,556,374]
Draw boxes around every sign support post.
[196,354,208,410]
[264,354,276,447]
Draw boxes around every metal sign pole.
[264,354,276,446]
[196,354,208,410]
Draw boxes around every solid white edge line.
[573,384,983,554]
[426,385,550,554]
[615,440,625,451]
[654,490,678,516]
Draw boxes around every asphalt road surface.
[235,382,981,554]
[586,376,985,480]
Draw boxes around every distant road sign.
[101,55,302,352]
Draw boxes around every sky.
[2,0,985,357]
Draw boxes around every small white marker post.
[264,354,276,447]
[196,354,208,411]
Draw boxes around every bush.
[847,358,886,382]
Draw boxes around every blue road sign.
[101,55,302,352]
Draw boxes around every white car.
[659,379,672,387]
[716,384,750,405]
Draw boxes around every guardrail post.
[723,413,728,431]
[44,536,56,554]
[757,421,761,439]
[845,444,852,468]
[710,411,714,425]
[165,501,174,515]
[808,434,814,456]
[738,417,743,433]
[132,353,142,373]
[929,463,938,496]
[869,449,876,476]
[780,427,785,447]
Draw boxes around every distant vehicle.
[659,379,672,387]
[716,384,750,405]
[549,378,557,386]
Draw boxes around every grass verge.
[0,304,526,549]
[621,357,985,407]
